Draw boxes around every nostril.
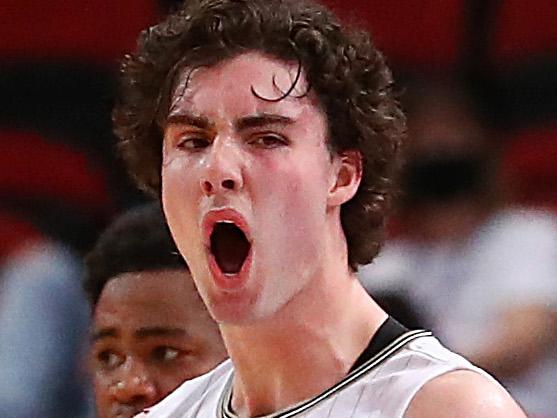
[222,179,235,190]
[203,181,214,194]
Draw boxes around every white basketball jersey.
[136,330,493,418]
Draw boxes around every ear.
[327,150,362,207]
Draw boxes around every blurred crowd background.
[1,0,556,417]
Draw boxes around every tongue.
[210,223,250,275]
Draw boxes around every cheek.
[93,374,112,412]
[162,158,198,233]
[153,358,205,396]
[156,371,189,397]
[265,151,330,208]
[254,154,329,239]
[162,154,193,199]
[161,159,210,283]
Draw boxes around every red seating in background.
[0,211,43,262]
[0,0,158,64]
[321,0,465,69]
[501,123,557,212]
[491,0,557,65]
[0,130,113,216]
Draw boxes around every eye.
[248,133,288,149]
[177,135,211,151]
[96,350,124,370]
[151,346,181,362]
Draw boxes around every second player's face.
[91,270,226,418]
[162,52,338,324]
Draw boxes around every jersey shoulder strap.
[350,316,409,372]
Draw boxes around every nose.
[200,136,243,196]
[110,359,158,409]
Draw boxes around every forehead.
[168,51,322,121]
[94,271,200,329]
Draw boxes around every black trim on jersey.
[350,316,408,372]
[219,317,432,418]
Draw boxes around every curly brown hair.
[114,0,406,270]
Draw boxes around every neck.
[220,222,387,417]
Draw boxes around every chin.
[204,289,263,325]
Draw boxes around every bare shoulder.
[405,370,527,418]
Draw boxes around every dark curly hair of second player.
[113,0,407,270]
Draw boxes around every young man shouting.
[114,0,526,416]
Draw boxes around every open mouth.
[210,221,251,275]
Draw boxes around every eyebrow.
[165,112,294,132]
[235,113,294,131]
[134,326,188,339]
[91,327,118,342]
[166,112,212,129]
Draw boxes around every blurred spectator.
[0,3,164,416]
[0,239,90,418]
[84,202,227,418]
[360,80,557,418]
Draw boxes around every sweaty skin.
[162,52,350,324]
[162,51,383,415]
[160,52,526,418]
